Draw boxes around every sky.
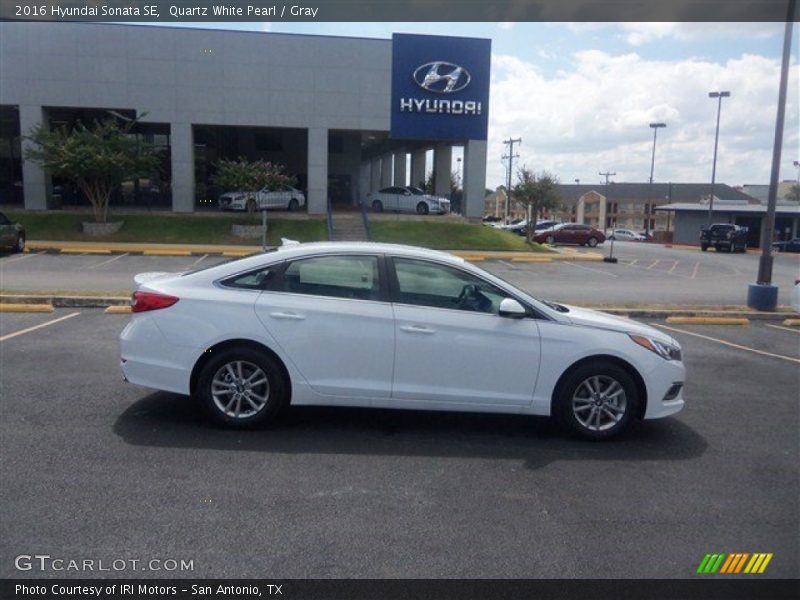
[137,21,799,190]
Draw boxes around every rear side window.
[281,255,381,301]
[220,266,279,290]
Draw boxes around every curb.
[0,303,55,313]
[783,319,800,327]
[665,316,750,325]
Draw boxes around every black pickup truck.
[700,223,748,252]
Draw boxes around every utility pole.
[749,0,795,310]
[707,91,731,225]
[600,171,617,263]
[646,122,666,238]
[502,137,521,222]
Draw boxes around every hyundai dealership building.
[0,22,490,217]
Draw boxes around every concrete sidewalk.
[25,240,604,261]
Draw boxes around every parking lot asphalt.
[0,309,797,578]
[1,243,798,306]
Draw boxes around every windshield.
[406,186,425,195]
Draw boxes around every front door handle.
[400,325,435,335]
[269,311,305,320]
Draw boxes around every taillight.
[131,291,179,313]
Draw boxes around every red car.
[533,223,606,247]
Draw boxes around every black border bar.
[3,579,800,600]
[1,0,798,23]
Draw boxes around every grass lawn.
[370,221,548,252]
[5,211,327,246]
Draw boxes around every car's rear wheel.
[587,237,599,248]
[197,347,288,428]
[288,198,299,211]
[555,361,639,440]
[701,244,708,251]
[14,234,25,253]
[545,235,555,245]
[416,202,429,215]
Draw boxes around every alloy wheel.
[571,375,627,432]
[211,360,270,419]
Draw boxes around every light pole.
[707,91,731,225]
[646,122,666,237]
[793,160,800,185]
[600,171,617,263]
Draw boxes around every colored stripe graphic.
[719,554,736,574]
[734,553,750,573]
[698,552,772,575]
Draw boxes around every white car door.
[253,254,394,398]
[390,257,541,406]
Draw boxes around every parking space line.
[627,259,639,267]
[0,311,81,342]
[188,254,208,268]
[653,323,800,364]
[690,262,701,279]
[668,261,679,274]
[765,323,800,335]
[559,260,618,277]
[2,250,45,263]
[86,252,129,269]
[646,260,660,269]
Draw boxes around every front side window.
[393,258,509,315]
[282,255,380,301]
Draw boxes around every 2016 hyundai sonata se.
[120,242,685,440]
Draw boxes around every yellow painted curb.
[782,319,800,327]
[143,249,192,256]
[665,316,750,325]
[511,257,553,263]
[104,305,131,314]
[221,250,255,257]
[0,303,54,313]
[460,256,485,262]
[60,248,112,255]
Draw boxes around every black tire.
[197,347,289,429]
[14,234,25,253]
[416,202,429,215]
[288,198,299,211]
[554,360,639,441]
[587,237,599,248]
[701,244,708,252]
[545,235,555,245]
[371,200,383,213]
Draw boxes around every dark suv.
[0,212,25,253]
[700,223,748,253]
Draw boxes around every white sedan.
[609,229,646,241]
[120,242,685,440]
[218,185,305,212]
[367,186,450,215]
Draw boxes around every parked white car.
[218,185,306,212]
[120,242,685,440]
[367,186,450,215]
[792,279,800,313]
[609,229,646,241]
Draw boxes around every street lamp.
[793,160,800,184]
[646,122,666,237]
[707,91,731,225]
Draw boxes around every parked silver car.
[367,186,450,215]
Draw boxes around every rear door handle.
[269,311,305,321]
[400,325,435,334]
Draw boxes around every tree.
[422,170,460,196]
[785,183,800,203]
[24,118,161,223]
[212,157,297,215]
[511,168,562,243]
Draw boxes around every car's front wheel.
[197,347,288,428]
[587,237,599,247]
[416,202,429,215]
[371,200,383,213]
[555,361,639,440]
[288,198,299,211]
[14,234,25,253]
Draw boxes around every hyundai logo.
[413,62,471,94]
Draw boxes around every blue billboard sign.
[390,33,491,141]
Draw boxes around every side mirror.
[498,298,526,319]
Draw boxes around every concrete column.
[170,122,195,213]
[433,145,452,198]
[410,150,426,189]
[306,127,328,215]
[370,159,381,193]
[380,154,393,188]
[358,162,370,206]
[576,195,586,223]
[461,140,487,219]
[393,152,407,187]
[19,105,49,210]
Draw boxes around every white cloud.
[486,50,799,188]
[497,22,516,31]
[561,22,782,47]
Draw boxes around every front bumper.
[642,358,686,419]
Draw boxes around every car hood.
[561,304,678,345]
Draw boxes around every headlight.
[629,334,682,361]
